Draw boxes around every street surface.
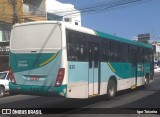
[0,73,160,116]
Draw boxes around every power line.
[0,1,13,7]
[8,0,19,24]
[0,1,14,23]
[49,0,153,16]
[0,0,45,23]
[17,1,46,17]
[16,2,24,14]
[0,0,155,23]
[12,1,25,23]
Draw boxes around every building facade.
[46,0,81,26]
[152,42,160,64]
[0,0,46,42]
[0,0,46,71]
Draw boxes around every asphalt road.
[0,73,160,116]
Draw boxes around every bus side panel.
[109,62,132,90]
[111,62,131,79]
[129,62,151,87]
[100,62,132,94]
[144,63,151,79]
[136,63,145,86]
[100,62,114,95]
[67,61,88,98]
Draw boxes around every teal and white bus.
[9,21,154,99]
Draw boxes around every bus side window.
[67,30,87,61]
[88,47,92,68]
[137,47,143,63]
[94,46,99,68]
[101,40,109,62]
[110,41,118,61]
[119,42,129,62]
[143,48,149,62]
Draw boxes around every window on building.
[75,22,78,25]
[0,24,11,42]
[64,18,72,22]
[23,0,45,16]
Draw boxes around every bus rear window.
[10,23,62,51]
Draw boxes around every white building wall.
[152,43,160,62]
[46,0,81,26]
[156,44,160,52]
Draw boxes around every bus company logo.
[2,109,11,114]
[1,109,42,115]
[18,60,28,68]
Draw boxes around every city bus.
[9,21,154,99]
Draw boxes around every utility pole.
[8,0,19,24]
[152,29,155,43]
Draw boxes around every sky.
[57,0,160,41]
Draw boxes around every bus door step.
[131,85,137,89]
[88,94,99,98]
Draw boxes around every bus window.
[88,47,92,68]
[110,41,118,61]
[93,46,99,68]
[144,48,150,62]
[137,47,143,63]
[101,40,109,62]
[67,30,87,61]
[118,42,130,62]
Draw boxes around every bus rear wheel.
[107,78,117,100]
[144,74,149,87]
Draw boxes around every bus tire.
[107,78,117,100]
[0,86,5,98]
[144,73,149,87]
[9,91,16,95]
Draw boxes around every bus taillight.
[9,67,16,84]
[54,68,65,87]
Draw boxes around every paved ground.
[0,73,160,117]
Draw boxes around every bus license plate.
[30,77,39,81]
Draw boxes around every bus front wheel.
[107,78,117,100]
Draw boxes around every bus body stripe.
[40,52,58,67]
[107,62,116,72]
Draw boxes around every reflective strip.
[40,52,58,67]
[107,62,116,72]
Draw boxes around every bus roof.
[95,31,152,49]
[13,21,152,49]
[64,21,152,49]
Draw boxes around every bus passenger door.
[88,43,100,96]
[131,50,137,89]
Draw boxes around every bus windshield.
[10,23,62,51]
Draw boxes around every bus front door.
[88,43,100,96]
[131,50,137,89]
